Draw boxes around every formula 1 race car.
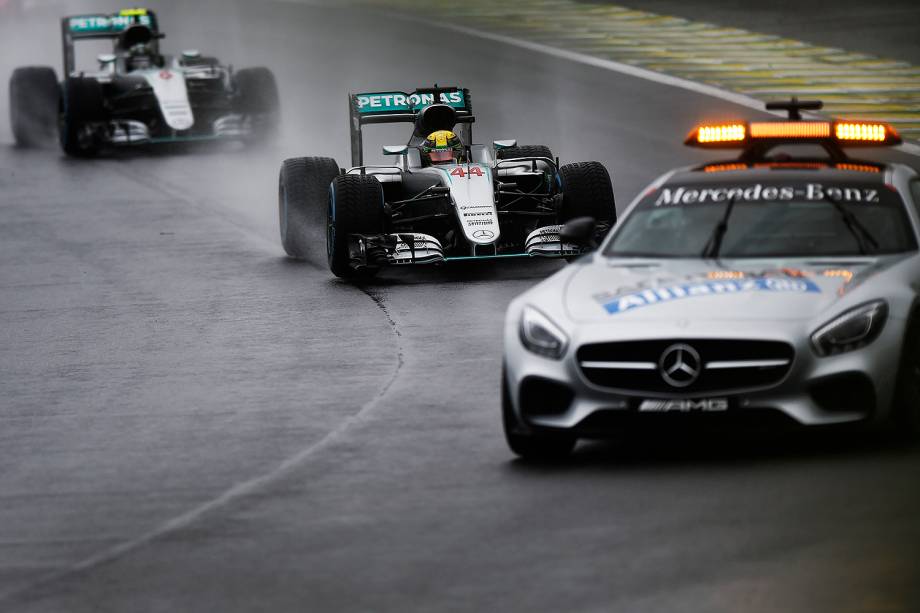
[503,98,920,459]
[8,8,280,156]
[278,86,617,277]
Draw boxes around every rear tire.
[279,157,340,259]
[59,77,104,157]
[235,67,280,143]
[890,316,920,440]
[327,174,386,278]
[502,365,576,461]
[558,161,617,234]
[9,66,59,148]
[496,145,553,160]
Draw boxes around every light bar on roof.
[686,119,901,148]
[694,124,746,144]
[750,121,831,138]
[836,122,887,142]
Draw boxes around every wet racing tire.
[891,315,920,440]
[236,67,280,143]
[502,365,576,461]
[59,76,104,157]
[496,145,553,160]
[327,174,386,279]
[9,66,59,148]
[558,162,617,236]
[279,156,340,259]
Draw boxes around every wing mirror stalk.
[560,216,598,254]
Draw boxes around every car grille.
[577,339,794,395]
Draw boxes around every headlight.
[519,306,569,359]
[811,300,888,357]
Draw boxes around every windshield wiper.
[824,194,879,255]
[701,196,736,259]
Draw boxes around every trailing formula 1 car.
[278,86,617,277]
[503,98,920,459]
[8,8,280,155]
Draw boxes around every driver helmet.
[422,130,462,165]
[127,42,154,70]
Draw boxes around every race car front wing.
[347,226,581,270]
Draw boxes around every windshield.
[606,180,918,258]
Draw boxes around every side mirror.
[97,53,117,65]
[181,49,202,60]
[560,216,598,252]
[493,139,517,150]
[382,145,408,156]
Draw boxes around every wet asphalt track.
[1,1,920,611]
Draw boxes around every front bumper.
[504,316,906,436]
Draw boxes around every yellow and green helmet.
[422,129,462,164]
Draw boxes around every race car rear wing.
[348,86,474,167]
[61,9,162,74]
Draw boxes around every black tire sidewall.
[892,315,920,438]
[278,157,339,259]
[60,77,104,156]
[557,161,617,228]
[496,145,553,161]
[327,175,385,278]
[9,66,59,147]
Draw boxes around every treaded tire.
[496,145,553,160]
[890,315,920,440]
[59,77,104,157]
[9,66,59,147]
[236,67,280,143]
[279,156,340,259]
[558,162,617,231]
[327,174,386,279]
[502,365,576,461]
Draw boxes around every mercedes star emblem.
[659,343,702,388]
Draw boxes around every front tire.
[59,77,104,157]
[9,66,59,147]
[502,365,576,461]
[558,161,617,235]
[890,316,920,440]
[327,174,386,278]
[279,157,340,259]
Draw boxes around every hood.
[564,257,897,324]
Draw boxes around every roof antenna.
[765,96,823,121]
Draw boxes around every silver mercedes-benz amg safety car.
[502,98,920,459]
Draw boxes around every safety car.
[277,86,617,277]
[502,98,920,459]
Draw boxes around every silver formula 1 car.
[503,98,920,459]
[8,8,280,156]
[277,86,616,277]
